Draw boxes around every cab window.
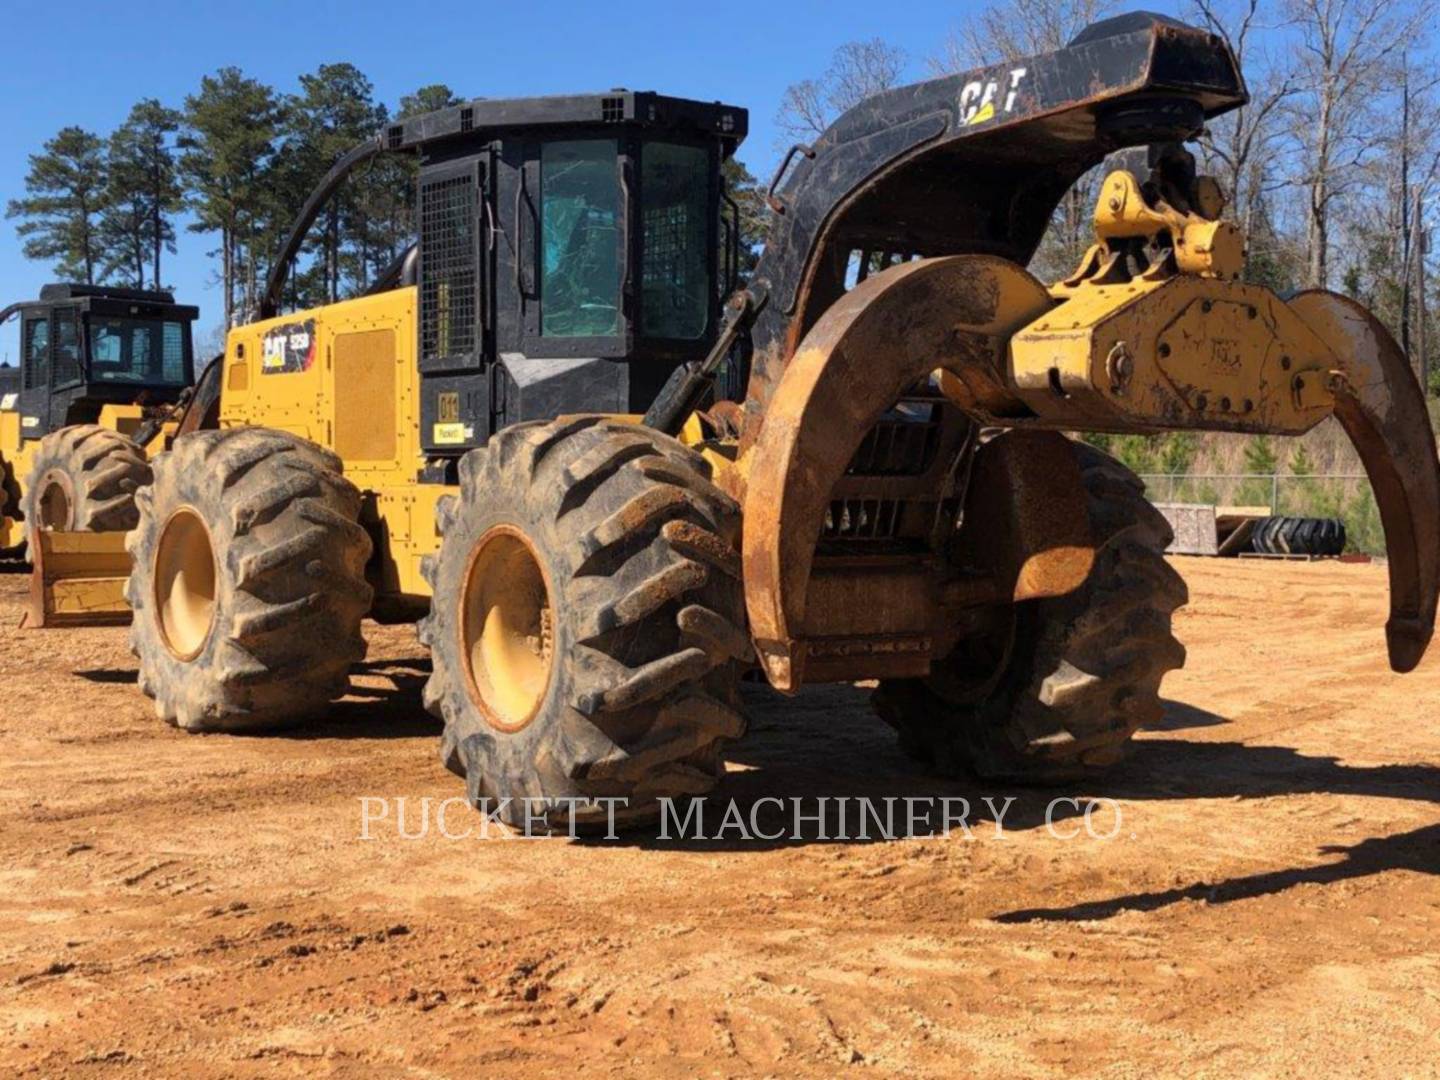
[23,317,49,389]
[89,317,188,385]
[52,309,80,385]
[640,143,711,340]
[541,140,621,338]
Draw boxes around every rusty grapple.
[691,14,1434,720]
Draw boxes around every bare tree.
[1189,0,1296,240]
[929,0,1116,74]
[1285,0,1418,288]
[1392,55,1440,355]
[775,39,907,141]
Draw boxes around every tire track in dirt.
[0,558,1438,1076]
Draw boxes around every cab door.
[17,306,51,440]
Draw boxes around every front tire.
[874,442,1188,780]
[419,418,749,830]
[126,428,373,731]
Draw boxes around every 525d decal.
[261,320,317,374]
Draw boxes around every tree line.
[6,66,461,327]
[775,0,1440,392]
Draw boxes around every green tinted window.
[541,140,621,338]
[641,143,711,340]
[23,317,49,389]
[53,310,80,385]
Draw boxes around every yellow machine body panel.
[218,285,452,602]
[1007,275,1337,436]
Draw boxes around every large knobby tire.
[1251,515,1346,557]
[873,442,1188,781]
[22,425,151,550]
[419,418,749,830]
[126,428,373,731]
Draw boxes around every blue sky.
[0,0,1187,362]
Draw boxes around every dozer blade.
[1287,292,1440,673]
[23,530,132,629]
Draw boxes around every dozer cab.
[50,12,1440,828]
[0,284,200,560]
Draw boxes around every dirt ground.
[0,556,1437,1078]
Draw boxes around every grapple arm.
[1288,293,1440,672]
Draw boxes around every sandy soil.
[0,555,1437,1078]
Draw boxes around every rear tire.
[419,418,748,831]
[126,428,373,731]
[22,425,151,552]
[873,442,1188,780]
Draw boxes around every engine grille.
[846,403,941,476]
[419,172,476,363]
[823,498,903,540]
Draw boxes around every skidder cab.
[239,91,745,465]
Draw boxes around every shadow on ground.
[292,657,441,740]
[567,682,1440,915]
[993,821,1440,922]
[56,637,1440,903]
[76,656,442,740]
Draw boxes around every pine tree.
[100,100,183,289]
[180,69,283,324]
[287,64,386,305]
[352,84,463,290]
[5,127,109,284]
[1240,435,1279,509]
[397,84,462,119]
[1244,434,1278,475]
[722,157,768,282]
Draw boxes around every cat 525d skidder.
[64,12,1438,826]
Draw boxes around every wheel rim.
[154,508,218,661]
[36,471,74,531]
[460,525,555,732]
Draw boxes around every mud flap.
[1288,292,1440,673]
[23,531,132,628]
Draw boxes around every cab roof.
[388,90,747,156]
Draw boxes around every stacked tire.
[1249,516,1346,557]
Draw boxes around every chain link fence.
[1139,473,1383,554]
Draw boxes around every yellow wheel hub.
[154,507,218,661]
[36,472,73,531]
[460,526,555,732]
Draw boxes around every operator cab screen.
[88,316,189,385]
[537,138,715,343]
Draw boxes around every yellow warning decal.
[432,423,468,445]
